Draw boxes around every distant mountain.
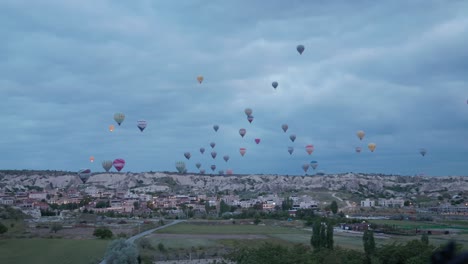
[0,170,466,201]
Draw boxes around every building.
[361,199,375,207]
[378,198,404,208]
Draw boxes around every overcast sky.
[1,0,467,176]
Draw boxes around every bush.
[104,239,139,264]
[93,227,113,239]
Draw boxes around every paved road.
[100,219,185,264]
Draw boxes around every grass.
[155,223,307,235]
[0,238,110,264]
[369,219,468,230]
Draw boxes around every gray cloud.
[1,1,467,176]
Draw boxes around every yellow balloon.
[357,130,365,140]
[197,75,204,84]
[368,143,376,152]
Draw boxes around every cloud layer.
[1,0,467,176]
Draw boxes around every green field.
[0,239,109,264]
[369,219,468,230]
[155,223,307,235]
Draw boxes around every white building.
[29,192,47,200]
[361,198,375,207]
[378,198,404,208]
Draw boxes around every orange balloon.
[90,156,95,162]
[109,125,114,132]
[197,75,204,84]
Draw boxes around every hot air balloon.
[195,162,202,169]
[102,160,113,172]
[218,170,224,175]
[239,128,246,138]
[200,169,206,174]
[90,156,94,163]
[197,75,204,84]
[288,146,294,155]
[113,159,125,172]
[184,152,191,160]
[223,155,229,162]
[175,161,186,173]
[210,165,216,172]
[272,81,278,89]
[200,148,205,154]
[211,151,217,159]
[305,145,314,155]
[355,147,362,153]
[310,161,318,170]
[290,134,296,142]
[240,148,246,156]
[226,169,233,175]
[296,45,305,54]
[255,138,260,144]
[357,130,365,140]
[114,113,125,126]
[247,115,254,123]
[368,143,376,152]
[78,169,91,183]
[210,142,216,148]
[419,148,427,157]
[244,108,252,116]
[302,163,309,173]
[109,125,114,132]
[282,124,288,133]
[213,125,219,132]
[137,120,147,132]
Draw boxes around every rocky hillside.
[0,170,466,201]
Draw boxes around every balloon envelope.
[282,124,288,133]
[137,120,147,132]
[239,128,246,138]
[200,169,206,174]
[368,143,376,152]
[200,148,205,154]
[240,148,246,156]
[226,169,233,175]
[109,125,114,132]
[90,156,94,163]
[114,113,125,126]
[102,160,113,172]
[223,155,229,162]
[272,81,278,89]
[195,162,201,169]
[296,45,305,54]
[355,147,362,153]
[213,125,219,132]
[302,163,309,172]
[184,152,191,160]
[419,148,427,156]
[197,75,204,84]
[247,115,254,123]
[113,159,125,172]
[357,130,365,140]
[175,161,186,173]
[78,169,91,183]
[305,145,314,155]
[210,165,216,171]
[210,142,216,148]
[255,138,260,144]
[310,161,318,170]
[211,151,217,159]
[244,108,252,116]
[288,146,294,155]
[290,134,296,142]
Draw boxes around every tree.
[0,222,8,235]
[281,197,293,211]
[93,227,113,239]
[104,239,139,264]
[133,201,140,210]
[50,223,63,233]
[326,222,334,250]
[363,229,375,262]
[330,201,338,215]
[421,233,429,246]
[311,220,321,251]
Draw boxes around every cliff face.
[0,171,467,198]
